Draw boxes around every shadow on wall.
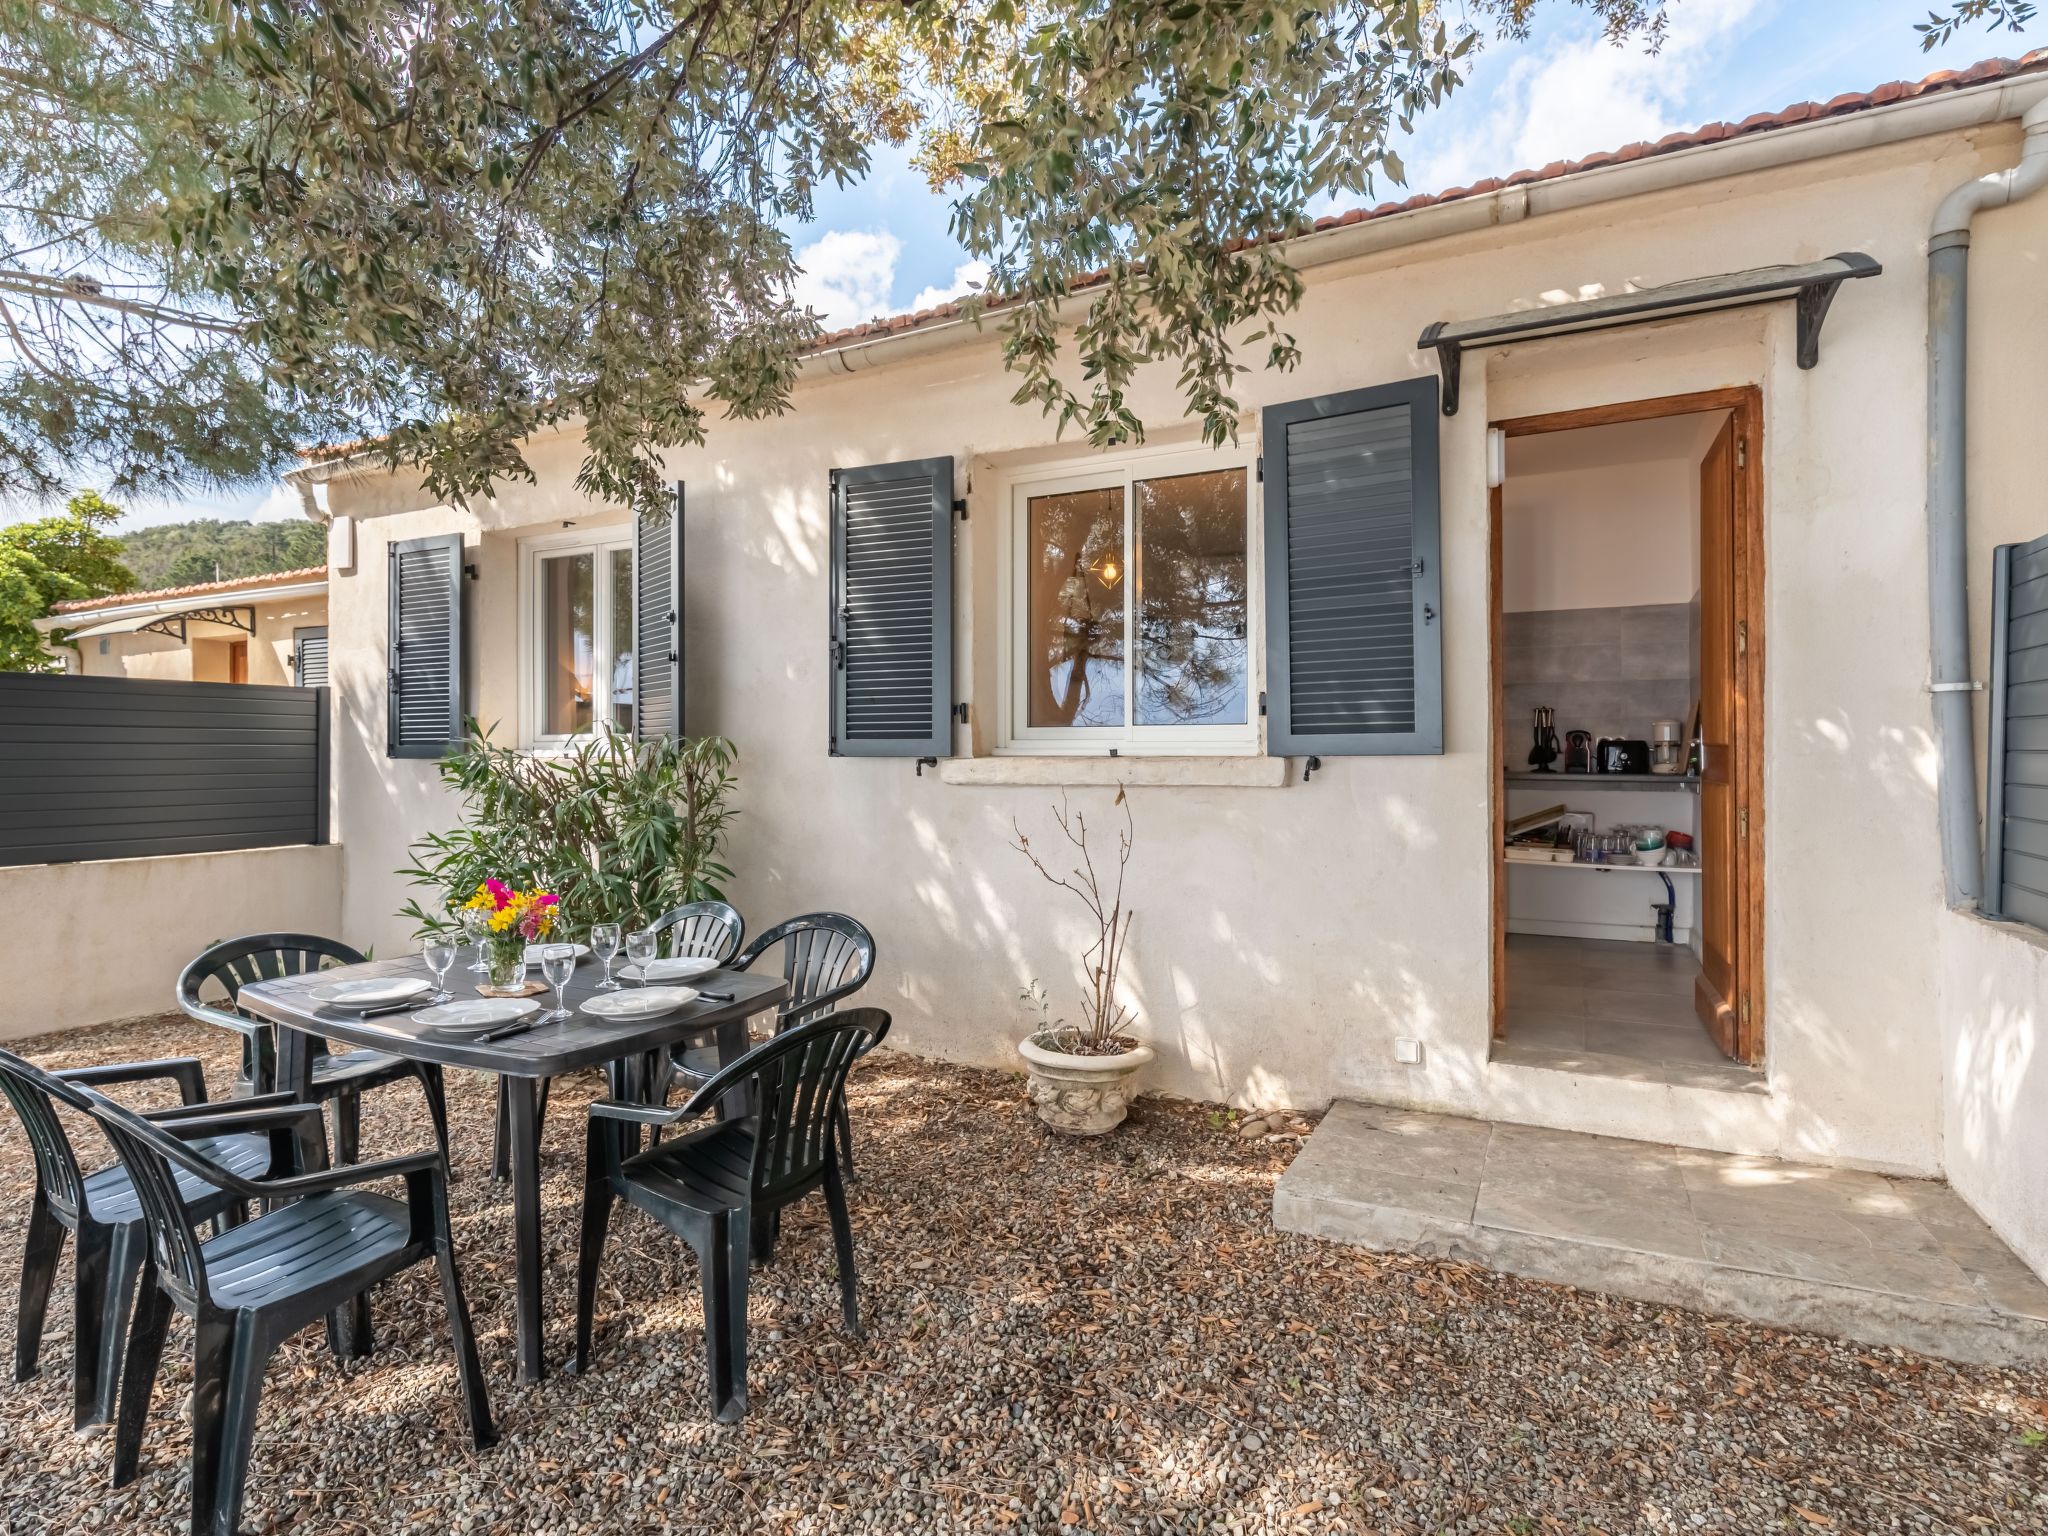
[1943,918,2048,1273]
[791,778,1484,1111]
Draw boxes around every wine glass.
[591,923,623,991]
[423,935,458,1003]
[624,928,657,985]
[540,944,577,1023]
[460,905,491,973]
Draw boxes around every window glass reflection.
[609,547,635,733]
[541,552,595,736]
[1026,486,1125,728]
[1136,469,1248,726]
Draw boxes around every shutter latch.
[915,756,938,775]
[1422,603,1437,625]
[1412,557,1426,576]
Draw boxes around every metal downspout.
[1927,99,2048,909]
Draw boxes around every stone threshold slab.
[1275,1102,2048,1369]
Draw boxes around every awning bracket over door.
[137,605,256,641]
[1418,252,1881,416]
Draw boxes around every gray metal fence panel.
[0,673,328,866]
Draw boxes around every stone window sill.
[937,755,1289,788]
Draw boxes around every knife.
[480,1016,540,1044]
[356,997,435,1020]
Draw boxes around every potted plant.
[1012,789,1153,1135]
[399,721,739,939]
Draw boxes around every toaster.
[1596,737,1651,775]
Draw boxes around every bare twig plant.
[1011,788,1137,1055]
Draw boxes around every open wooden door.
[1695,415,1746,1059]
[228,640,249,685]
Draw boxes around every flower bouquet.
[462,879,562,991]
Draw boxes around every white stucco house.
[35,567,329,687]
[279,53,2048,1281]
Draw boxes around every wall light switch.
[1394,1037,1424,1066]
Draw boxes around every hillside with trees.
[117,518,327,590]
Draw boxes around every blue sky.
[49,0,2040,530]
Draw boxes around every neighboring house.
[288,56,2048,1277]
[37,567,330,687]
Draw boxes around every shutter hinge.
[463,563,479,581]
[1422,603,1437,625]
[1737,620,1748,654]
[953,498,968,521]
[1737,438,1748,470]
[1412,557,1426,576]
[1740,993,1752,1024]
[1739,807,1749,839]
[1258,690,1268,718]
[953,702,970,724]
[1255,456,1264,483]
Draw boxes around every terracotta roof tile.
[298,48,2048,463]
[50,565,327,615]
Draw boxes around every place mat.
[477,980,548,999]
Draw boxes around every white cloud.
[1406,0,1767,194]
[909,259,991,314]
[791,229,902,327]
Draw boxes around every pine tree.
[1,3,2027,518]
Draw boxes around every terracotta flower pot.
[1018,1036,1154,1135]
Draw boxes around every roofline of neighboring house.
[286,50,2048,490]
[35,571,329,633]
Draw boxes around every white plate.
[525,942,591,964]
[618,956,719,983]
[413,997,540,1035]
[580,986,699,1021]
[309,977,434,1011]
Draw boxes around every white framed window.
[518,527,636,748]
[1000,444,1259,755]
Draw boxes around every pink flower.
[485,878,512,910]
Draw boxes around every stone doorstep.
[1274,1102,2048,1370]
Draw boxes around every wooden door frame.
[1488,385,1766,1064]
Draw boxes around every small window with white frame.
[520,527,636,747]
[1003,446,1257,754]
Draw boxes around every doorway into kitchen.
[1488,389,1764,1081]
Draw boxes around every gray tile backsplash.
[1504,603,1694,765]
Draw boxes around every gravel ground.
[3,1013,2047,1536]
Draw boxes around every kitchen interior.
[1498,411,1748,1081]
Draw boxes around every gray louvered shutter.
[1984,530,2048,926]
[293,626,329,689]
[830,456,954,757]
[1263,378,1442,756]
[635,484,683,739]
[386,532,464,758]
